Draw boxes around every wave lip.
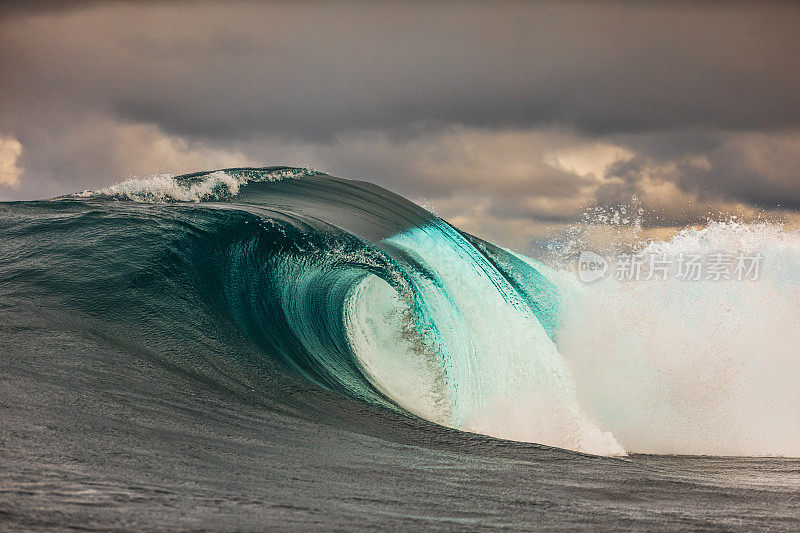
[73,166,319,202]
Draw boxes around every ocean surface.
[1,168,798,530]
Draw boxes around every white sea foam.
[554,221,800,456]
[77,167,316,202]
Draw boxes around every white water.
[555,221,800,456]
[76,168,315,202]
[345,275,452,426]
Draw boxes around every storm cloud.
[1,1,799,248]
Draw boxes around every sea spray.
[553,221,800,455]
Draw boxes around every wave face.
[84,167,621,455]
[3,167,799,458]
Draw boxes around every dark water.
[1,168,798,530]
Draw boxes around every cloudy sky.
[1,1,799,249]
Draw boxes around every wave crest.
[74,167,318,202]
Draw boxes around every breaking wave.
[6,167,799,457]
